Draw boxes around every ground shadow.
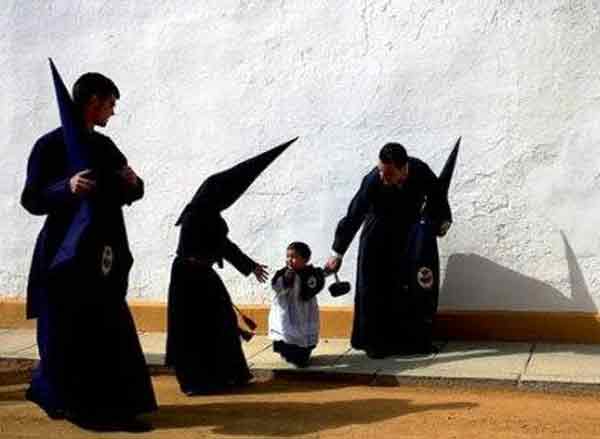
[330,342,525,375]
[153,398,477,435]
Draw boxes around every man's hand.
[438,221,451,237]
[119,165,139,189]
[253,264,269,283]
[324,255,342,274]
[69,169,96,196]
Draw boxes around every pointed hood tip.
[439,136,461,193]
[49,58,90,173]
[183,137,299,217]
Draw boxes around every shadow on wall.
[440,231,597,312]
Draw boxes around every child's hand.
[282,268,295,287]
[253,264,269,283]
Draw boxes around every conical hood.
[49,58,89,173]
[438,136,460,195]
[48,59,93,270]
[176,137,298,225]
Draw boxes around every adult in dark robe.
[325,142,452,358]
[166,137,297,395]
[21,60,156,430]
[404,138,460,351]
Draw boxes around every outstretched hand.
[253,264,269,283]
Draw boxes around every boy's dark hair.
[379,142,408,168]
[72,72,120,109]
[288,241,311,261]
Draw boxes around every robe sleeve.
[101,138,145,206]
[271,267,294,295]
[222,238,256,276]
[331,169,377,255]
[299,266,325,301]
[119,175,144,206]
[20,138,77,216]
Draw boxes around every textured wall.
[3,0,600,311]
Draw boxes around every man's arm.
[222,238,269,282]
[325,169,376,272]
[118,166,144,205]
[222,238,256,276]
[101,137,144,206]
[21,138,81,215]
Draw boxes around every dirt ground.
[1,374,600,439]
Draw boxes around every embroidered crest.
[101,245,114,276]
[307,275,318,289]
[416,267,434,290]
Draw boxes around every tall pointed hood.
[176,136,298,225]
[48,59,93,270]
[48,58,89,173]
[438,136,460,195]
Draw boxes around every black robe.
[166,209,256,393]
[21,127,157,419]
[332,158,450,355]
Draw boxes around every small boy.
[268,242,325,367]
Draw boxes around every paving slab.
[374,352,440,377]
[6,344,39,361]
[521,343,600,385]
[0,330,36,357]
[250,338,351,371]
[241,335,272,360]
[379,341,532,382]
[320,348,386,376]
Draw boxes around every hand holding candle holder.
[233,303,257,341]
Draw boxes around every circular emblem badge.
[307,276,318,289]
[416,267,434,290]
[101,245,114,276]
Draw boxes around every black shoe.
[394,343,438,356]
[231,373,254,387]
[366,350,386,359]
[290,359,310,368]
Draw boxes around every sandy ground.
[1,375,600,439]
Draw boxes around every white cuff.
[331,250,343,259]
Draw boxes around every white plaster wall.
[2,0,600,312]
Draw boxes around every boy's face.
[286,248,307,271]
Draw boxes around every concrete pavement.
[3,329,600,391]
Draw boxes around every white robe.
[268,271,320,348]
